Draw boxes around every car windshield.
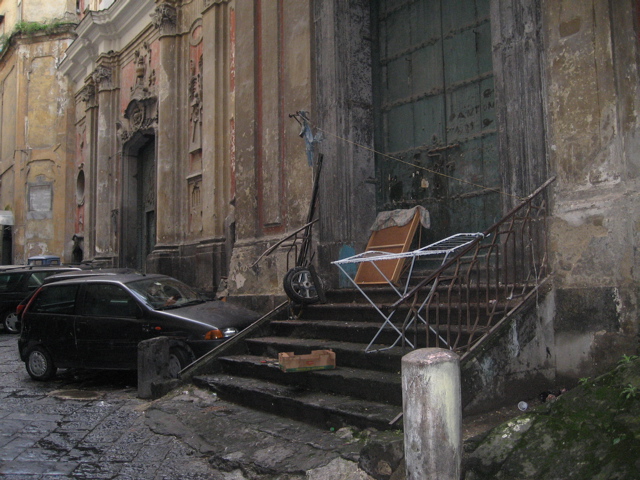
[127,277,203,310]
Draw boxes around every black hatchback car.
[18,273,260,380]
[0,266,81,333]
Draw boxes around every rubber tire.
[168,347,192,379]
[26,346,57,381]
[2,311,20,334]
[283,267,320,305]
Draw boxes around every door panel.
[24,284,79,366]
[138,142,156,270]
[75,284,146,369]
[374,0,498,242]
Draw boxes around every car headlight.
[222,327,238,337]
[204,328,238,340]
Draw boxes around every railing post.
[402,348,461,480]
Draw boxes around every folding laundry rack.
[332,232,484,353]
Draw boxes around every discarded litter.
[517,401,528,412]
[539,388,567,403]
[278,349,336,372]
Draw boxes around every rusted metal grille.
[389,177,555,361]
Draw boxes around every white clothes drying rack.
[332,232,484,353]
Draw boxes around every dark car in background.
[18,273,260,380]
[0,266,81,333]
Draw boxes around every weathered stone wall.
[21,0,76,23]
[313,0,376,290]
[462,292,557,413]
[227,0,314,301]
[543,0,640,381]
[0,30,76,263]
[0,0,75,31]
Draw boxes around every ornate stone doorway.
[121,136,156,272]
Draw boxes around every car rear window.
[29,285,79,314]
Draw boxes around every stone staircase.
[191,179,555,431]
[191,285,501,431]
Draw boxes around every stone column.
[150,1,180,272]
[199,0,231,290]
[92,63,119,265]
[80,81,99,264]
[313,0,377,288]
[402,348,462,480]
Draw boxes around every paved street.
[0,333,217,479]
[0,333,390,480]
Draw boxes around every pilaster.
[92,58,120,263]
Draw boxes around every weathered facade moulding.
[202,0,231,16]
[92,62,119,92]
[152,3,177,35]
[79,82,97,109]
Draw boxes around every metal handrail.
[388,177,555,360]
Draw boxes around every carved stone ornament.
[118,98,158,144]
[189,55,203,149]
[152,3,177,33]
[131,42,156,99]
[92,66,112,88]
[79,82,97,107]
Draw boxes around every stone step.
[193,373,403,431]
[298,299,507,323]
[270,319,409,346]
[269,318,488,349]
[244,336,407,373]
[217,354,403,405]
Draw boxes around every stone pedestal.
[402,348,461,480]
[137,337,180,399]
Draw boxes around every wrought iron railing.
[389,177,555,361]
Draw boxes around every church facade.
[1,0,638,385]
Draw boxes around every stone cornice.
[203,0,231,14]
[59,1,156,87]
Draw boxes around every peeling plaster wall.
[22,0,75,24]
[462,291,557,413]
[0,26,76,264]
[543,0,640,381]
[0,0,75,31]
[228,0,314,304]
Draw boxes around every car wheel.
[26,346,57,381]
[168,347,192,379]
[2,311,20,334]
[283,267,320,304]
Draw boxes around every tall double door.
[373,0,499,242]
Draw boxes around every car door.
[0,272,27,313]
[22,284,80,367]
[75,283,146,370]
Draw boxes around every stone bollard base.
[402,348,461,480]
[137,337,181,399]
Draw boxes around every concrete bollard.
[137,337,180,399]
[402,348,461,480]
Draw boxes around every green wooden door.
[373,0,498,242]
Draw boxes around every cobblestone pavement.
[0,333,394,480]
[0,334,216,479]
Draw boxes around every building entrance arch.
[121,133,156,272]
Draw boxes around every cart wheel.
[283,267,321,304]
